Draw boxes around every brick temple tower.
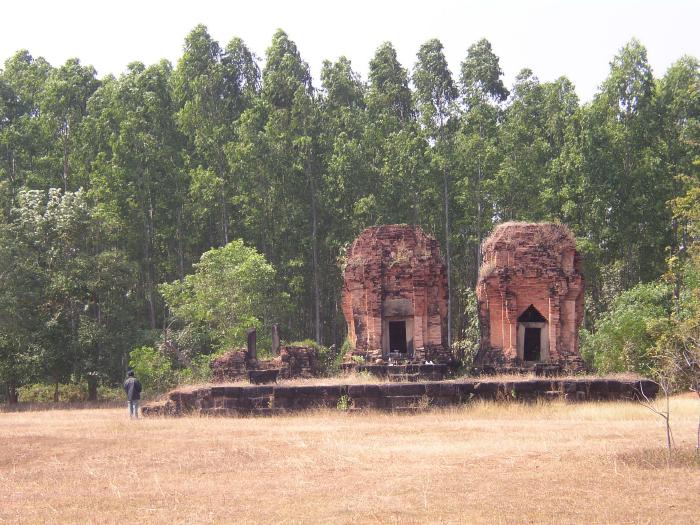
[476,222,585,371]
[342,225,449,363]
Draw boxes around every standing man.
[123,370,142,419]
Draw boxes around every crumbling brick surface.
[272,345,318,379]
[476,222,585,371]
[210,349,248,382]
[342,224,449,362]
[210,345,319,382]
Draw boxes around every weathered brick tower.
[342,225,449,362]
[476,222,585,371]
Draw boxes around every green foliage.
[128,346,177,395]
[296,339,343,376]
[16,382,122,402]
[0,29,698,397]
[453,288,480,369]
[176,353,214,385]
[336,394,351,411]
[160,239,281,351]
[18,383,86,402]
[340,337,355,357]
[97,385,124,401]
[581,282,672,377]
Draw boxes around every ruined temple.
[476,222,585,371]
[342,225,449,362]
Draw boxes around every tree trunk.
[443,164,452,348]
[143,191,157,329]
[476,122,485,279]
[176,203,185,280]
[62,123,69,191]
[87,375,98,402]
[53,380,59,403]
[6,382,18,404]
[311,174,321,344]
[221,195,229,245]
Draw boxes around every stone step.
[385,395,429,409]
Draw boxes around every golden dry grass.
[1,398,699,524]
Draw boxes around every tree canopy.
[0,27,698,398]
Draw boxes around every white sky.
[1,0,698,103]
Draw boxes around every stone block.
[473,382,498,399]
[211,386,226,397]
[455,382,476,399]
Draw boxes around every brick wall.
[477,222,585,370]
[342,225,448,362]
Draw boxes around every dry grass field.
[1,397,699,524]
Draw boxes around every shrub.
[340,337,354,357]
[18,383,86,402]
[159,239,285,352]
[177,353,214,385]
[336,394,351,410]
[288,339,342,376]
[580,282,672,377]
[128,346,177,395]
[453,287,480,370]
[16,382,123,402]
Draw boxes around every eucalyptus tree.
[0,51,51,194]
[172,25,259,249]
[291,86,324,343]
[538,76,581,223]
[39,58,99,191]
[363,42,426,231]
[88,61,186,329]
[656,55,700,251]
[367,42,414,130]
[318,57,371,345]
[456,38,509,283]
[319,56,369,236]
[231,30,324,341]
[584,39,663,286]
[494,68,550,220]
[413,38,458,345]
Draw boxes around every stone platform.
[141,378,658,417]
[339,363,449,381]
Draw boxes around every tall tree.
[88,61,186,329]
[0,51,52,193]
[39,58,99,190]
[414,38,458,346]
[585,39,664,286]
[172,25,260,250]
[456,38,509,282]
[231,30,323,341]
[494,68,549,220]
[656,55,700,252]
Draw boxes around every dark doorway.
[389,321,407,354]
[524,327,541,361]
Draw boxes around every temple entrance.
[388,320,407,355]
[524,327,541,361]
[517,305,549,362]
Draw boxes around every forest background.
[0,26,698,400]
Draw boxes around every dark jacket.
[123,377,142,401]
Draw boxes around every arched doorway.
[517,305,549,362]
